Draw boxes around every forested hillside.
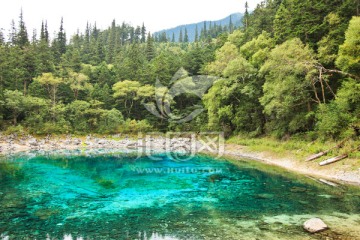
[154,13,243,42]
[0,0,359,141]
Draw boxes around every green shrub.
[118,119,153,134]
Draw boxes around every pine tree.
[141,23,146,43]
[85,22,90,45]
[179,28,183,42]
[44,21,49,43]
[158,32,167,42]
[229,15,234,33]
[0,28,4,45]
[146,32,155,61]
[134,26,141,43]
[107,19,116,63]
[31,29,37,44]
[129,27,135,43]
[9,20,17,44]
[201,21,207,40]
[57,18,67,55]
[184,28,189,42]
[172,32,175,42]
[195,25,199,42]
[17,9,29,48]
[40,21,45,41]
[244,1,249,29]
[92,22,99,40]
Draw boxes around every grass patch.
[227,135,360,161]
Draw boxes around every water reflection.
[0,152,360,239]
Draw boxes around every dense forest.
[154,13,243,42]
[0,0,359,141]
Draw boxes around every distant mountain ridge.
[154,13,243,42]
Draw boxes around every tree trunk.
[319,68,326,103]
[23,80,27,96]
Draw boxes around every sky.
[0,0,263,38]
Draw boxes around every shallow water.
[0,151,360,240]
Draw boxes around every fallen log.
[319,154,348,166]
[319,146,360,166]
[306,139,347,162]
[306,151,329,161]
[318,178,339,187]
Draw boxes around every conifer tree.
[31,29,37,44]
[229,15,234,33]
[195,25,199,42]
[244,1,249,30]
[146,32,155,61]
[184,28,189,42]
[179,28,183,42]
[134,26,141,43]
[40,21,45,41]
[56,18,67,55]
[0,28,4,45]
[107,19,116,63]
[44,21,49,43]
[141,23,146,43]
[9,20,17,44]
[17,9,29,48]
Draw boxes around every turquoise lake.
[1,151,360,240]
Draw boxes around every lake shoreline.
[223,143,360,187]
[1,134,359,186]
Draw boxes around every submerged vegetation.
[0,0,359,146]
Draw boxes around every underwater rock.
[34,208,59,220]
[207,174,225,182]
[254,193,274,199]
[303,218,328,233]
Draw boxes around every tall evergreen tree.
[229,15,234,33]
[195,25,199,42]
[244,1,249,30]
[0,28,4,45]
[179,28,183,42]
[141,23,146,43]
[31,29,37,44]
[146,32,155,61]
[107,19,116,63]
[172,32,175,42]
[202,21,207,39]
[55,18,67,56]
[44,21,49,43]
[134,26,141,43]
[17,9,29,48]
[9,20,17,44]
[184,28,189,42]
[159,32,167,42]
[40,21,45,41]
